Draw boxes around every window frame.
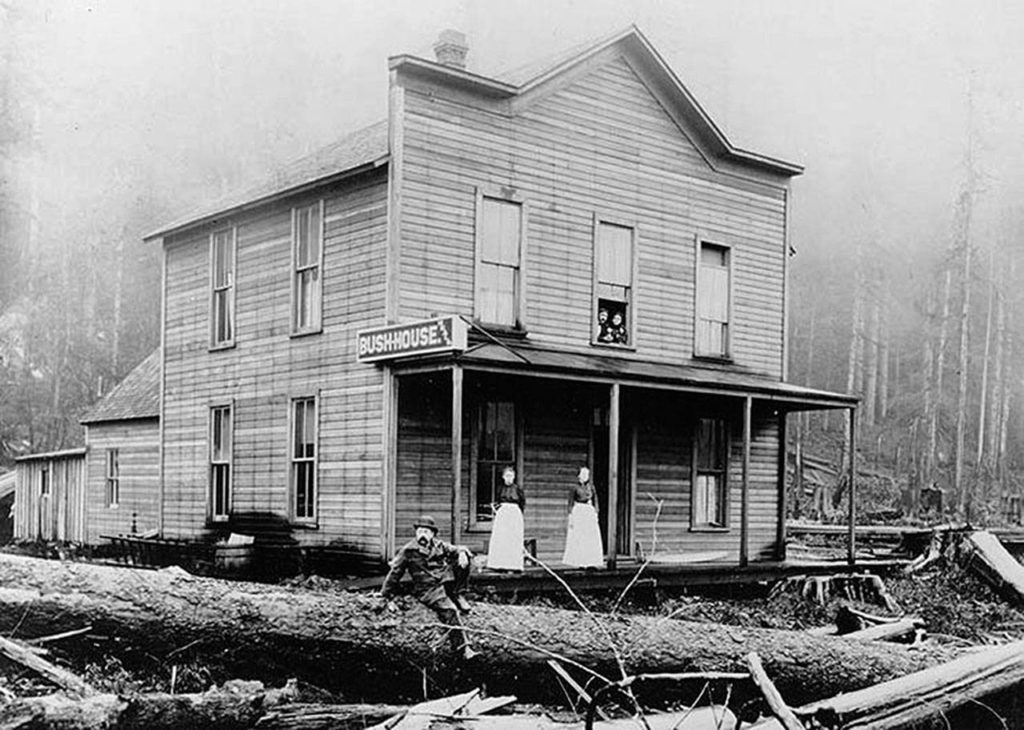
[693,236,734,361]
[290,200,325,336]
[474,187,528,332]
[209,226,238,350]
[105,448,120,508]
[289,393,320,525]
[590,214,638,350]
[689,416,730,531]
[467,396,524,532]
[208,402,233,523]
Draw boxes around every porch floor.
[333,557,907,595]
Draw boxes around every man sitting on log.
[379,515,479,660]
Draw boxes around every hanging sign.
[357,316,468,363]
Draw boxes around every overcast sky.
[9,1,1024,273]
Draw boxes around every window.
[40,468,49,496]
[292,202,323,333]
[475,196,523,328]
[209,405,232,521]
[696,242,731,357]
[593,219,634,346]
[291,396,318,522]
[472,400,516,525]
[692,418,728,528]
[105,449,120,507]
[210,228,236,347]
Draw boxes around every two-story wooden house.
[144,27,856,570]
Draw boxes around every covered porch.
[381,339,859,570]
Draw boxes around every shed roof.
[404,339,856,411]
[80,350,161,424]
[0,471,14,500]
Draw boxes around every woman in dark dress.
[486,465,525,571]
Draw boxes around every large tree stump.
[0,554,950,705]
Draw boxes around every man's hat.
[413,515,438,532]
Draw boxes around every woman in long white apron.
[562,466,604,568]
[486,466,526,571]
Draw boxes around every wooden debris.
[841,618,922,643]
[960,530,1024,606]
[746,652,804,730]
[0,634,96,697]
[25,625,93,646]
[832,604,924,643]
[547,658,610,720]
[751,639,1024,730]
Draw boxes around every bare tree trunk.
[926,266,953,489]
[841,256,865,490]
[991,252,1011,494]
[863,287,880,429]
[877,291,890,422]
[953,196,973,515]
[112,235,125,375]
[975,248,996,510]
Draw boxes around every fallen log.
[960,530,1024,606]
[751,639,1024,730]
[0,679,297,730]
[0,634,96,697]
[0,553,951,705]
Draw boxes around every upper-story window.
[292,202,323,334]
[105,448,120,508]
[696,241,731,358]
[209,404,232,522]
[475,194,524,329]
[210,228,236,348]
[593,219,635,347]
[291,395,318,522]
[692,417,728,529]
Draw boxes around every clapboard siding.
[161,168,389,552]
[631,393,780,562]
[398,53,787,377]
[395,374,782,564]
[84,420,160,542]
[14,453,87,543]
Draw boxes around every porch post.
[776,410,787,562]
[606,382,620,568]
[740,395,752,567]
[847,407,857,564]
[451,365,463,545]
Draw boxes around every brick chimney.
[433,29,468,69]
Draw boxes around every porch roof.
[410,341,857,410]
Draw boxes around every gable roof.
[393,25,803,178]
[147,26,798,242]
[145,120,389,241]
[81,349,161,424]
